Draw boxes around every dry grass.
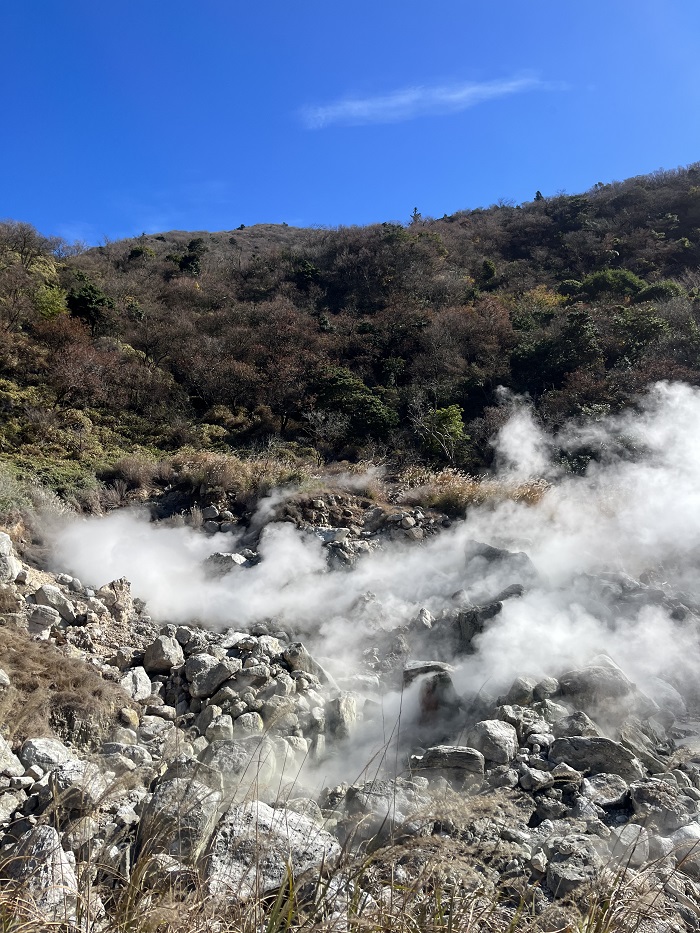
[397,467,551,516]
[0,624,131,746]
[169,450,315,502]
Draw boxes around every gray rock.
[464,540,540,590]
[206,714,234,743]
[520,767,555,792]
[558,664,634,703]
[0,533,21,583]
[608,824,649,868]
[533,677,560,701]
[48,759,108,812]
[544,834,602,898]
[410,745,485,775]
[204,552,248,576]
[2,825,78,922]
[185,654,241,699]
[19,737,71,771]
[138,778,221,861]
[160,755,224,794]
[645,676,687,720]
[467,720,518,763]
[34,584,76,623]
[120,666,153,702]
[669,823,700,876]
[206,800,341,899]
[0,788,26,822]
[0,735,24,778]
[629,779,696,832]
[552,711,603,739]
[549,737,645,782]
[232,712,264,738]
[504,676,538,706]
[28,604,60,638]
[581,773,629,808]
[326,694,357,740]
[283,642,339,689]
[144,635,185,673]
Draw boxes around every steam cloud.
[51,381,700,707]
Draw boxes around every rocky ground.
[1,495,700,931]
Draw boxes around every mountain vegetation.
[3,163,700,504]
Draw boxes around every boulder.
[628,779,697,833]
[581,773,629,808]
[138,778,221,861]
[48,759,108,812]
[34,584,75,624]
[467,720,518,764]
[608,824,649,869]
[185,654,242,698]
[326,694,357,740]
[0,533,21,583]
[0,735,24,777]
[544,834,602,898]
[1,825,78,922]
[19,737,71,771]
[120,666,153,702]
[464,540,540,590]
[28,605,60,639]
[410,745,485,776]
[206,800,341,899]
[552,711,603,739]
[144,635,185,673]
[549,737,645,782]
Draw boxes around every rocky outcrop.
[0,524,699,929]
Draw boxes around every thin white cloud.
[301,74,544,129]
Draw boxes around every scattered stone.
[34,585,76,624]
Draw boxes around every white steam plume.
[51,381,700,700]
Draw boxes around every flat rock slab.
[412,745,485,775]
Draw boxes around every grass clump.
[0,625,130,747]
[398,466,550,516]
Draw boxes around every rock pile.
[0,523,699,929]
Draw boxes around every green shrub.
[634,280,683,302]
[581,268,645,298]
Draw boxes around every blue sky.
[3,1,700,243]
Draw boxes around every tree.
[66,273,114,336]
[411,400,467,465]
[314,367,398,441]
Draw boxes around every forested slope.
[2,163,700,502]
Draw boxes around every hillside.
[2,163,700,508]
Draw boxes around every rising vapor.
[51,381,700,711]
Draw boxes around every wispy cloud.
[301,74,544,129]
